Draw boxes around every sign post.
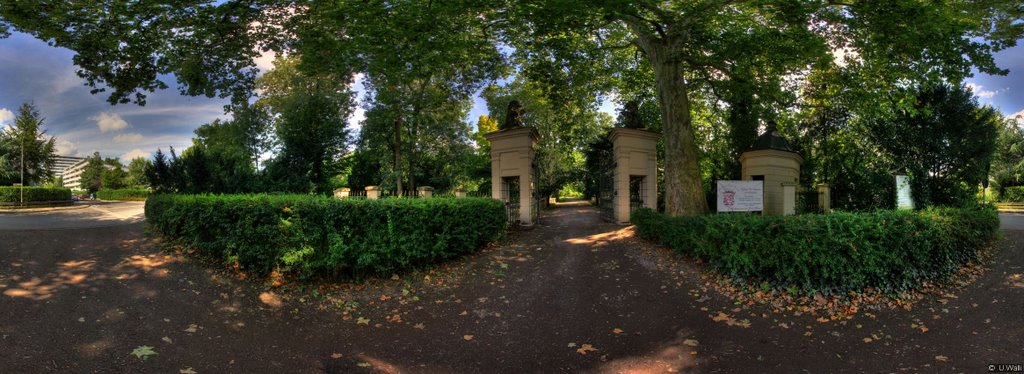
[716,180,764,213]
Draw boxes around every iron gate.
[502,176,520,225]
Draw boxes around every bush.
[632,205,999,294]
[999,186,1024,202]
[146,194,506,277]
[0,186,72,202]
[97,188,150,201]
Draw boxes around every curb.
[0,202,95,214]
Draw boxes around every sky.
[1,30,1023,164]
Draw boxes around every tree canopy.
[2,1,1021,212]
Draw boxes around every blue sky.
[1,31,1022,163]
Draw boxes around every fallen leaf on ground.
[330,353,343,359]
[356,317,370,325]
[357,362,372,367]
[683,339,699,347]
[179,368,197,374]
[184,324,198,333]
[414,323,426,329]
[161,336,173,344]
[463,335,474,341]
[130,346,158,360]
[935,355,949,362]
[863,338,873,343]
[577,344,598,355]
[567,342,577,348]
[612,328,624,335]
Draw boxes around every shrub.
[999,186,1024,202]
[146,194,506,277]
[632,205,999,294]
[0,186,72,202]
[97,188,150,201]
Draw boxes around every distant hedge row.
[632,205,999,293]
[0,186,71,203]
[999,186,1024,202]
[97,188,149,201]
[145,194,506,277]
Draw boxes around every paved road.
[1000,213,1024,231]
[0,201,145,230]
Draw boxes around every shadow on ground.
[1,202,1022,373]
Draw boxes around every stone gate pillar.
[609,128,660,224]
[484,126,539,226]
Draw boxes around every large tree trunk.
[647,44,709,216]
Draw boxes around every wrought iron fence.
[347,190,368,199]
[629,175,645,213]
[597,158,616,222]
[799,190,822,214]
[502,176,521,225]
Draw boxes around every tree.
[100,158,127,190]
[3,2,1020,213]
[0,102,56,185]
[125,157,150,188]
[146,148,171,193]
[79,152,105,193]
[992,117,1024,195]
[869,84,1000,207]
[257,57,353,194]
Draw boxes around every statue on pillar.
[500,100,525,130]
[621,101,643,129]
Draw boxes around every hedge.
[145,194,506,277]
[632,205,999,294]
[0,186,72,202]
[97,188,150,201]
[999,186,1024,202]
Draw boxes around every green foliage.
[869,84,999,207]
[999,186,1024,202]
[0,102,57,186]
[125,157,150,188]
[632,205,999,294]
[145,195,506,277]
[0,186,71,202]
[991,117,1024,192]
[79,152,105,193]
[96,188,149,201]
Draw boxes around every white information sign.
[895,175,914,210]
[716,180,764,212]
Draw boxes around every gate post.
[609,128,660,224]
[485,127,540,226]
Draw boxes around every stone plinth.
[484,127,539,225]
[334,187,350,199]
[365,185,381,200]
[609,128,660,224]
[417,186,433,198]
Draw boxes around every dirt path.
[1,201,1022,373]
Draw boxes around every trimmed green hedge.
[145,194,506,277]
[97,188,150,201]
[632,205,999,293]
[0,186,72,202]
[999,186,1024,202]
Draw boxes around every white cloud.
[1008,109,1024,122]
[92,112,128,133]
[0,108,13,124]
[965,83,1006,99]
[254,49,278,72]
[54,139,78,156]
[113,133,145,143]
[120,149,150,163]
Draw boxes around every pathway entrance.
[0,203,1021,372]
